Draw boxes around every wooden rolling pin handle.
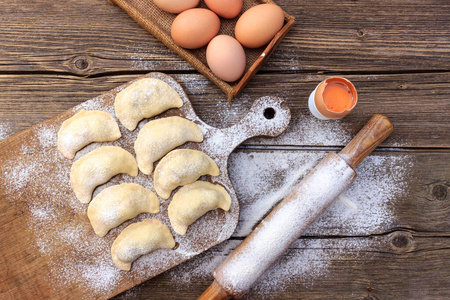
[339,114,394,169]
[198,280,232,300]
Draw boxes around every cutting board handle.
[339,113,394,169]
[225,96,291,149]
[202,96,291,158]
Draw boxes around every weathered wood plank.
[0,73,448,148]
[0,0,448,74]
[113,231,450,299]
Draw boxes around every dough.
[58,110,121,159]
[169,181,231,235]
[134,116,203,175]
[153,149,219,199]
[111,219,175,271]
[87,183,160,237]
[114,78,183,131]
[70,146,138,203]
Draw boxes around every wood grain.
[0,0,448,74]
[0,73,449,148]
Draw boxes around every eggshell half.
[235,4,285,48]
[153,0,199,14]
[313,77,358,119]
[171,8,220,49]
[206,35,246,82]
[204,0,243,19]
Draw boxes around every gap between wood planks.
[1,68,450,78]
[228,228,450,241]
[238,145,450,153]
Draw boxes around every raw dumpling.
[111,219,175,271]
[135,116,203,175]
[70,146,138,203]
[87,183,160,237]
[58,110,121,159]
[154,149,220,199]
[169,181,232,235]
[114,78,183,131]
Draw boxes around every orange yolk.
[322,82,353,112]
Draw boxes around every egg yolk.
[322,82,353,112]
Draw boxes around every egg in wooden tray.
[0,72,290,298]
[109,0,295,100]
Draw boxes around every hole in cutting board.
[263,107,276,120]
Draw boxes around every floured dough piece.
[135,116,203,175]
[58,110,121,159]
[114,78,183,131]
[169,181,232,235]
[111,219,175,271]
[87,183,160,237]
[70,146,138,203]
[154,149,220,199]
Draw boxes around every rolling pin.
[198,114,394,299]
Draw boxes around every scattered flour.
[251,114,353,146]
[0,123,12,140]
[229,151,413,237]
[129,46,190,71]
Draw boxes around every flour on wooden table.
[251,115,353,146]
[229,151,413,237]
[130,47,190,71]
[0,123,12,140]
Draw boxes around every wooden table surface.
[0,0,449,299]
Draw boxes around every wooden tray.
[0,73,290,299]
[108,0,295,101]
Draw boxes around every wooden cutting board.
[0,72,291,299]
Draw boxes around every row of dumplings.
[57,78,232,270]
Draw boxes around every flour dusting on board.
[0,73,248,298]
[0,114,226,297]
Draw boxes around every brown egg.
[206,35,246,82]
[171,8,220,49]
[235,4,285,48]
[204,0,243,19]
[153,0,199,14]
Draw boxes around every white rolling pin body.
[213,152,357,298]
